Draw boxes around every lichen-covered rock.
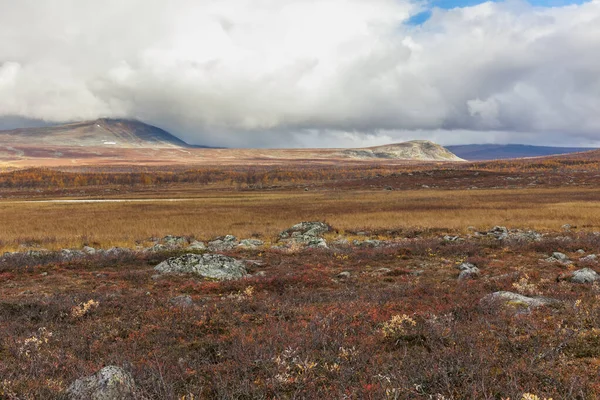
[279,222,330,240]
[456,262,480,280]
[481,291,559,311]
[66,365,136,400]
[238,239,264,249]
[546,252,570,264]
[154,253,247,280]
[161,235,189,247]
[208,235,239,251]
[187,241,207,251]
[278,222,331,249]
[569,268,600,284]
[169,295,194,308]
[580,254,598,263]
[82,246,96,255]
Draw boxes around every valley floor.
[1,163,600,399]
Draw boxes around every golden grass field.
[1,187,599,251]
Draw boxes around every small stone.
[66,365,136,400]
[336,271,351,279]
[169,295,193,308]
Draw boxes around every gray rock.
[481,291,559,310]
[570,268,600,284]
[169,295,194,308]
[336,271,351,279]
[561,224,572,231]
[488,226,509,240]
[208,235,239,251]
[276,222,331,250]
[238,239,264,249]
[60,249,85,259]
[456,262,477,271]
[82,246,96,255]
[443,235,463,242]
[186,241,207,251]
[147,244,167,253]
[370,267,392,276]
[66,365,136,400]
[580,254,598,263]
[154,253,247,280]
[306,237,328,249]
[576,249,586,255]
[353,239,385,248]
[103,247,129,257]
[162,235,188,247]
[546,252,570,263]
[456,262,480,280]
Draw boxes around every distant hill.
[0,119,191,148]
[342,140,464,161]
[446,144,596,161]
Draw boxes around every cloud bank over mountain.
[1,0,599,147]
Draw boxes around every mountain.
[0,121,462,167]
[446,144,596,161]
[0,119,189,148]
[342,140,464,161]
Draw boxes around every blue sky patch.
[406,0,591,25]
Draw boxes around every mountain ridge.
[447,144,597,161]
[0,118,190,149]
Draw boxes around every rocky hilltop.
[0,118,189,148]
[342,140,464,161]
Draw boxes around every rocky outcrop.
[154,253,247,280]
[278,222,331,249]
[476,226,542,242]
[66,365,136,400]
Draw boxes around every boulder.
[187,241,207,251]
[279,222,330,241]
[277,222,331,249]
[82,246,96,255]
[580,254,598,263]
[336,271,351,279]
[154,253,247,280]
[456,262,480,280]
[161,235,189,247]
[488,226,508,240]
[570,268,600,284]
[66,365,136,400]
[546,252,570,264]
[353,239,385,248]
[238,239,264,249]
[169,295,194,308]
[481,291,559,311]
[208,235,239,251]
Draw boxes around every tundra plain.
[1,155,600,399]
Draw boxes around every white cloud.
[0,0,599,147]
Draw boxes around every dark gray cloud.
[1,0,599,147]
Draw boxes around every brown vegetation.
[1,157,600,399]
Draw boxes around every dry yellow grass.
[1,187,599,251]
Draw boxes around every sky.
[0,0,599,148]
